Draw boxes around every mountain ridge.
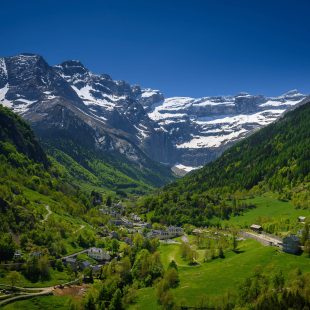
[0,53,307,172]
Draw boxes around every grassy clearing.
[0,268,72,288]
[173,240,310,305]
[129,287,158,310]
[219,193,310,228]
[2,295,72,310]
[133,238,310,308]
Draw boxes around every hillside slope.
[0,106,48,167]
[0,105,85,236]
[139,100,310,225]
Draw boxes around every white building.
[88,248,111,261]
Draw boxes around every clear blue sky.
[1,0,310,97]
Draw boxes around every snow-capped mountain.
[0,53,307,173]
[144,89,307,168]
[0,54,176,169]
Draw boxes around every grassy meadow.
[131,238,310,309]
[221,193,309,227]
[1,295,72,310]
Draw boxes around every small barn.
[282,235,300,254]
[250,224,263,233]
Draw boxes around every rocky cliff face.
[145,90,307,168]
[0,54,175,171]
[0,53,307,174]
[53,59,176,164]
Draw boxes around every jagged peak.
[11,53,45,62]
[55,60,114,81]
[54,60,90,79]
[7,53,49,70]
[281,89,302,97]
[19,52,40,57]
[57,59,87,70]
[236,91,251,97]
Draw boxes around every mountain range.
[0,53,307,176]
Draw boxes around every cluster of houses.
[109,213,151,230]
[63,247,111,273]
[147,226,184,240]
[99,201,186,242]
[249,220,306,254]
[99,202,125,218]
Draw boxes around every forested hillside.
[0,105,92,236]
[44,139,173,197]
[139,100,310,225]
[0,106,48,167]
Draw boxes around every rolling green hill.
[138,101,310,226]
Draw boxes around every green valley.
[0,100,309,310]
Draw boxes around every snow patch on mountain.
[176,128,248,148]
[174,163,202,172]
[0,58,8,77]
[0,84,11,107]
[146,92,305,154]
[140,88,160,98]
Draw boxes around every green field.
[1,295,72,310]
[132,238,310,309]
[132,193,310,309]
[219,194,310,228]
[0,268,72,288]
[129,287,158,310]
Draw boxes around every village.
[3,201,308,269]
[0,199,308,307]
